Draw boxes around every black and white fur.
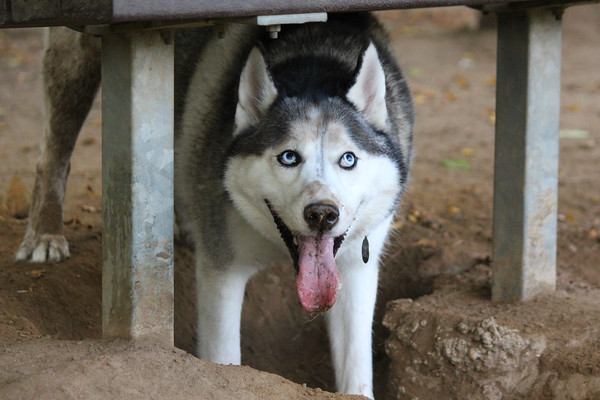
[17,13,413,399]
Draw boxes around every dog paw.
[15,234,70,263]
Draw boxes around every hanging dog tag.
[362,236,369,264]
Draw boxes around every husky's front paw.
[15,233,70,263]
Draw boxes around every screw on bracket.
[266,24,281,39]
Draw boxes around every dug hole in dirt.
[1,6,599,400]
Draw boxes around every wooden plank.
[0,0,9,25]
[11,0,60,22]
[61,0,112,21]
[5,0,110,26]
[0,1,7,24]
[1,0,545,27]
[109,0,539,22]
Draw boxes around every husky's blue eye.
[277,150,301,167]
[339,152,357,169]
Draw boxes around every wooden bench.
[0,0,587,345]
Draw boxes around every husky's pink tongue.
[296,235,342,312]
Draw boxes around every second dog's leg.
[15,28,100,262]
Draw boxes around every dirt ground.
[0,5,599,400]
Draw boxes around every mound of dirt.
[383,269,600,400]
[0,339,363,400]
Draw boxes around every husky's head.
[224,43,407,312]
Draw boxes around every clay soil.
[0,6,599,400]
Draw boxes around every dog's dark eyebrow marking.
[225,96,407,189]
[225,100,294,159]
[316,99,409,187]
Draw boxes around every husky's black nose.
[304,203,339,232]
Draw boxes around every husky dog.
[16,13,413,399]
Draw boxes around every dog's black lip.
[265,199,346,274]
[265,199,299,272]
[333,233,346,255]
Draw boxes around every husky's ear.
[234,47,278,135]
[347,43,388,131]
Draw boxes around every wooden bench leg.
[101,30,174,344]
[492,9,562,301]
